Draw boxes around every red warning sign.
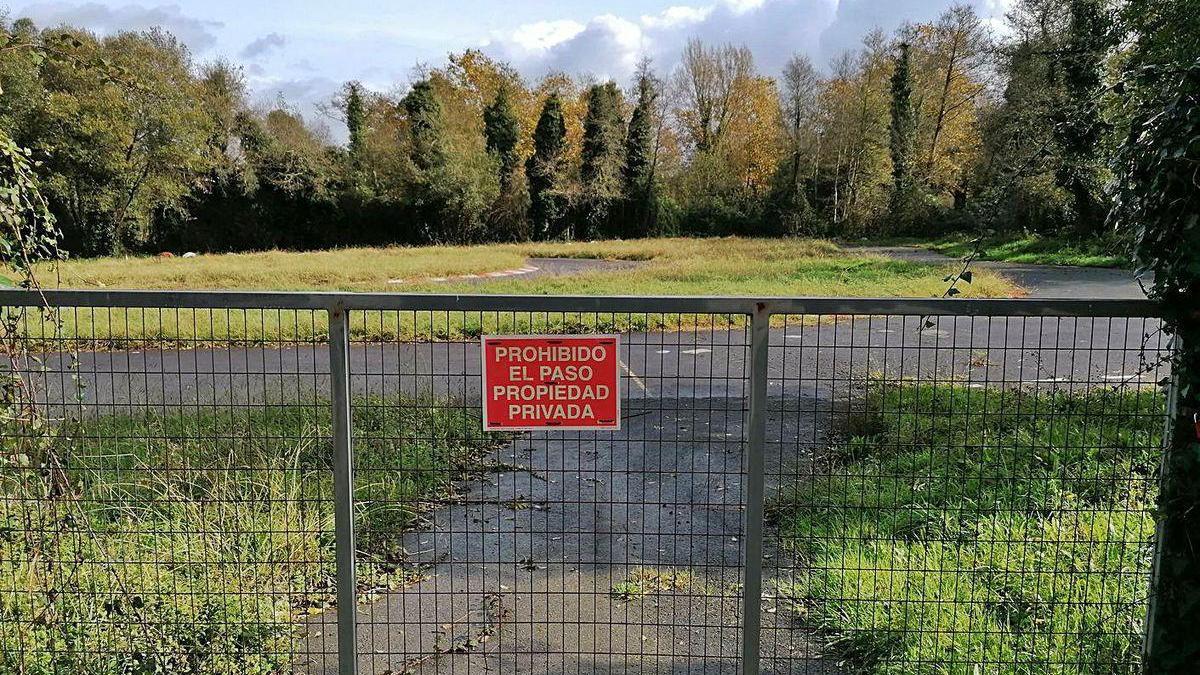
[481,335,620,431]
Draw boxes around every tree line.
[0,1,1184,256]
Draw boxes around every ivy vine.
[1112,57,1200,672]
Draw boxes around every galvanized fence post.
[1143,332,1200,672]
[328,304,359,675]
[741,303,770,675]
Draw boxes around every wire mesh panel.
[307,309,753,673]
[0,304,340,673]
[760,311,1170,674]
[0,292,1176,675]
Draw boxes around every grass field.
[913,234,1130,268]
[18,238,1020,348]
[0,398,505,674]
[42,237,1019,296]
[771,383,1162,674]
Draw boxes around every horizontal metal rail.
[0,289,1163,318]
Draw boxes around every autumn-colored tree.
[674,39,755,154]
[816,31,894,229]
[906,4,991,204]
[724,76,784,195]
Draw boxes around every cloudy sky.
[6,0,1013,139]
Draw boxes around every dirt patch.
[523,257,647,277]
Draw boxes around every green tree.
[483,85,521,192]
[1054,0,1112,234]
[249,106,337,248]
[889,42,918,226]
[402,78,449,239]
[154,60,262,251]
[0,135,58,285]
[28,28,214,255]
[579,81,624,239]
[973,0,1073,233]
[482,85,527,239]
[0,19,57,283]
[622,66,661,237]
[0,18,46,138]
[345,81,366,162]
[403,79,445,174]
[526,93,568,240]
[402,78,490,243]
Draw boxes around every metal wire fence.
[760,311,1170,674]
[0,291,1172,674]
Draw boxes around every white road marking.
[681,348,712,355]
[656,349,671,354]
[620,359,649,394]
[402,264,542,284]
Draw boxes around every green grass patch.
[918,233,1130,268]
[40,236,1020,296]
[16,237,1019,349]
[772,383,1163,674]
[0,398,506,674]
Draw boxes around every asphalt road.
[20,257,1165,673]
[28,315,1163,417]
[850,245,1150,300]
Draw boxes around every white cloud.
[484,0,1013,84]
[640,5,712,29]
[817,0,1006,61]
[506,19,586,54]
[723,0,767,13]
[14,2,223,51]
[240,32,287,59]
[485,0,836,82]
[534,14,644,79]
